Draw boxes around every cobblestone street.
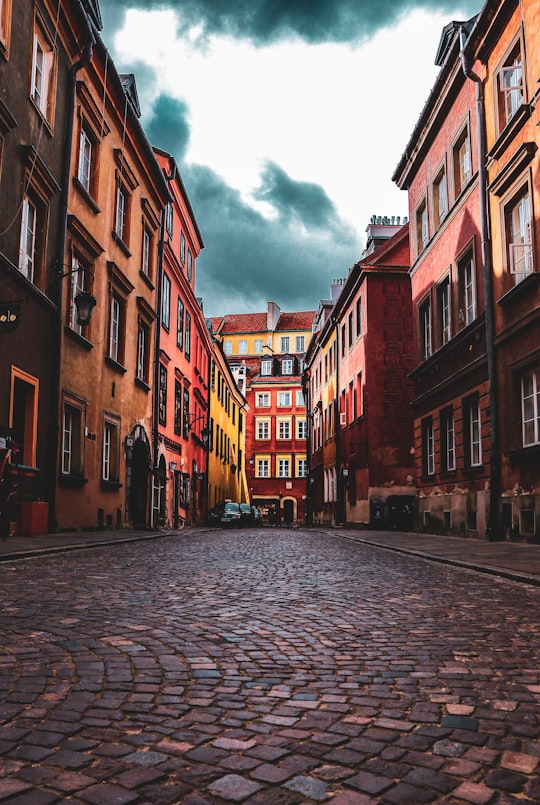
[0,528,539,804]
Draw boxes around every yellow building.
[208,341,249,508]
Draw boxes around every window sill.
[59,474,88,488]
[111,230,132,258]
[64,325,94,350]
[105,355,127,374]
[139,270,155,290]
[100,479,123,491]
[487,104,530,162]
[505,444,540,460]
[135,377,150,392]
[497,271,540,307]
[73,177,101,214]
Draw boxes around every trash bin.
[370,500,385,529]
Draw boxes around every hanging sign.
[0,301,21,333]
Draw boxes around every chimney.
[267,301,281,331]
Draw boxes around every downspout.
[332,315,343,525]
[50,12,95,530]
[459,27,500,540]
[302,367,312,525]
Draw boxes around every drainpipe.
[332,315,344,525]
[459,27,500,540]
[50,11,95,530]
[302,367,312,525]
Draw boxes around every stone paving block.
[501,750,539,773]
[484,767,527,792]
[383,781,436,803]
[451,781,495,804]
[345,770,393,795]
[208,773,261,801]
[79,783,139,804]
[283,774,330,801]
[0,778,33,800]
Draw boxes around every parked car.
[220,501,242,526]
[207,502,225,527]
[239,503,252,526]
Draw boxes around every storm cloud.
[100,0,479,45]
[184,162,361,316]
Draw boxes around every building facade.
[56,35,169,530]
[393,18,492,537]
[0,0,102,534]
[305,226,415,528]
[465,0,540,540]
[212,304,315,523]
[153,148,208,528]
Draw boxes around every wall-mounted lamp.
[56,263,97,326]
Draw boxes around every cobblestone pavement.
[0,528,539,804]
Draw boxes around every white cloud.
[114,7,455,235]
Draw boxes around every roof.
[210,310,315,335]
[276,311,316,331]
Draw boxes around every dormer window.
[282,358,293,375]
[261,359,272,376]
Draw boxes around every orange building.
[56,32,169,530]
[464,0,540,539]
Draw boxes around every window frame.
[277,391,292,407]
[452,123,472,199]
[30,16,56,125]
[422,417,435,477]
[521,367,540,447]
[496,39,524,133]
[432,162,448,229]
[504,181,534,285]
[102,414,120,483]
[457,249,476,328]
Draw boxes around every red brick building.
[304,225,415,527]
[393,17,492,537]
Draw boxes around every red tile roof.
[276,311,316,331]
[211,310,315,335]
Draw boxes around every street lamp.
[56,264,96,326]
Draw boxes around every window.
[18,196,37,281]
[187,249,193,282]
[295,336,305,352]
[433,166,448,228]
[77,127,93,193]
[341,324,346,358]
[238,340,248,354]
[422,417,435,476]
[278,391,291,407]
[256,419,270,440]
[296,389,305,406]
[174,379,182,435]
[280,336,289,352]
[102,418,120,482]
[521,368,540,446]
[183,388,190,438]
[256,392,270,407]
[458,252,476,327]
[254,339,263,353]
[497,42,523,130]
[176,297,184,349]
[420,297,432,361]
[115,184,128,242]
[441,407,455,472]
[257,458,269,478]
[68,256,88,335]
[297,458,308,478]
[277,419,291,440]
[223,340,233,354]
[62,401,83,476]
[185,311,191,361]
[180,231,186,264]
[463,394,482,466]
[437,276,451,346]
[136,319,150,384]
[453,126,472,197]
[159,364,167,425]
[278,458,290,478]
[416,198,429,253]
[31,20,55,122]
[161,273,171,330]
[348,312,353,348]
[297,419,307,439]
[505,185,533,283]
[261,359,272,376]
[141,227,151,278]
[356,297,362,337]
[0,0,12,54]
[282,359,293,375]
[108,296,121,362]
[165,203,173,237]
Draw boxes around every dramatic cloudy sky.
[98,0,480,318]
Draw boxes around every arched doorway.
[126,425,150,529]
